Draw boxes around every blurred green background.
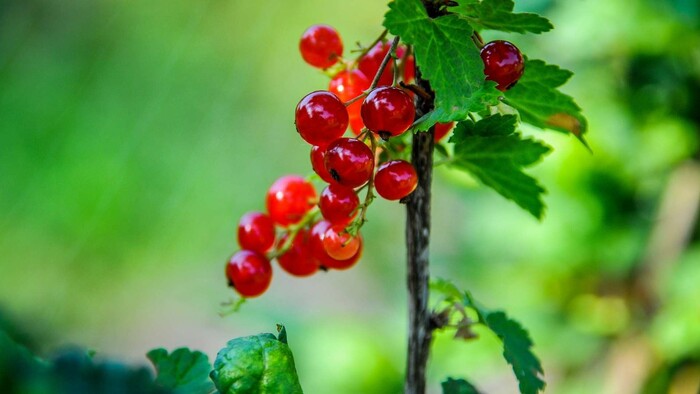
[1,0,699,393]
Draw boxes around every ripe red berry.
[299,24,343,69]
[374,160,418,201]
[311,146,334,183]
[237,212,276,254]
[295,91,349,147]
[266,175,317,227]
[358,42,406,86]
[433,122,454,142]
[322,225,361,261]
[480,40,525,91]
[309,220,362,270]
[319,184,360,225]
[324,138,374,188]
[329,69,370,134]
[226,250,272,298]
[277,230,319,277]
[361,86,415,139]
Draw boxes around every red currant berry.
[299,24,343,69]
[226,250,272,298]
[295,91,349,147]
[277,230,319,277]
[309,220,362,270]
[237,212,276,254]
[311,146,334,183]
[361,86,415,139]
[374,160,418,201]
[266,175,317,227]
[329,69,370,133]
[433,122,454,142]
[480,40,524,91]
[358,42,395,86]
[324,138,374,188]
[403,54,415,83]
[322,225,361,261]
[319,184,359,225]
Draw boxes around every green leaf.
[384,0,500,131]
[503,59,588,145]
[210,326,303,394]
[451,0,553,34]
[442,377,481,394]
[464,293,545,394]
[147,348,215,394]
[448,114,551,219]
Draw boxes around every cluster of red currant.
[225,25,525,298]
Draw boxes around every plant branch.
[405,23,436,394]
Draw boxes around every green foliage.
[0,330,163,394]
[449,115,551,218]
[432,279,546,394]
[441,377,481,394]
[504,59,588,142]
[450,0,553,34]
[384,0,501,131]
[147,348,214,394]
[210,325,303,394]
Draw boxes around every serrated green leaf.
[210,327,303,394]
[384,0,500,131]
[442,377,481,394]
[147,348,214,394]
[463,292,545,394]
[448,114,551,218]
[451,0,553,34]
[503,59,588,144]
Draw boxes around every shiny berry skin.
[361,87,415,139]
[277,230,319,277]
[295,91,349,147]
[299,24,343,69]
[329,69,370,133]
[374,160,418,201]
[266,175,317,227]
[358,42,406,86]
[237,212,276,254]
[433,122,454,142]
[322,225,361,261]
[226,250,272,298]
[319,184,359,225]
[480,40,524,91]
[324,138,374,188]
[311,146,334,183]
[309,220,362,270]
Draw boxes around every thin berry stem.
[350,29,388,68]
[369,36,400,90]
[346,132,378,236]
[345,35,401,107]
[267,206,320,259]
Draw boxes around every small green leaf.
[463,292,546,394]
[503,59,588,145]
[448,114,551,219]
[210,326,303,394]
[442,377,481,394]
[451,0,553,34]
[147,348,214,394]
[430,278,464,300]
[384,0,500,131]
